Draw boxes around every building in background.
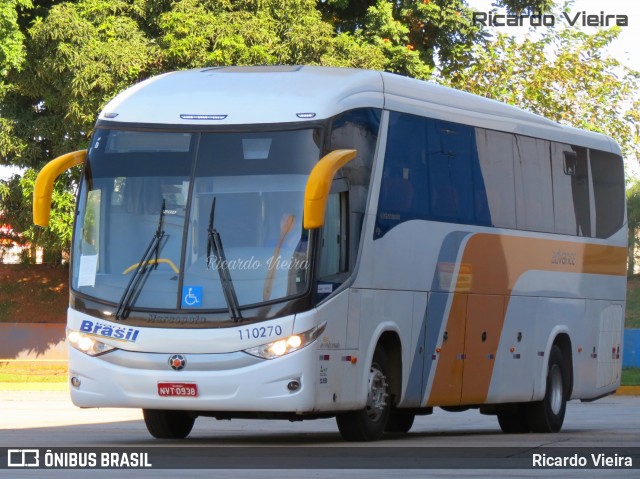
[0,222,42,264]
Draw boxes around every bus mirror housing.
[33,150,86,227]
[304,149,357,229]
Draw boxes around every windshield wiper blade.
[207,197,242,322]
[115,199,166,320]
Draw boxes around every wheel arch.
[553,333,574,399]
[377,330,403,406]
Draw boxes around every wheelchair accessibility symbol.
[182,286,203,307]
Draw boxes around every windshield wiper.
[115,199,166,320]
[207,197,242,322]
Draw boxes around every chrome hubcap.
[365,363,389,422]
[549,364,563,415]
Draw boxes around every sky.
[468,0,640,72]
[1,0,639,181]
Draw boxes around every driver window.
[81,189,101,257]
[317,191,348,298]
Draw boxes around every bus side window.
[590,149,624,239]
[317,192,349,295]
[328,108,380,270]
[513,135,554,233]
[475,129,517,229]
[552,145,591,236]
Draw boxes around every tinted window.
[375,112,489,238]
[513,136,554,232]
[375,112,623,239]
[590,150,625,238]
[551,145,591,236]
[475,129,516,229]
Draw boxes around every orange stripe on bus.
[427,234,626,406]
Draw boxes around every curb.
[615,386,640,396]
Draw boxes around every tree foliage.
[0,0,31,76]
[157,0,386,70]
[319,0,485,77]
[2,0,162,168]
[627,180,640,276]
[0,170,76,263]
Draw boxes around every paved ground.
[1,391,638,478]
[2,391,639,448]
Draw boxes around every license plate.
[157,382,198,397]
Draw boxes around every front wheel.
[526,345,568,433]
[386,411,415,433]
[336,347,391,441]
[143,409,195,439]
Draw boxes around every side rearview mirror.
[33,150,86,226]
[303,149,357,229]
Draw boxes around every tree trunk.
[30,242,37,264]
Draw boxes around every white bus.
[34,66,626,441]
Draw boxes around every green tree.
[0,170,76,263]
[0,0,31,76]
[627,180,640,276]
[1,0,162,168]
[157,0,386,70]
[318,0,485,77]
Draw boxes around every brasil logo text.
[80,320,140,342]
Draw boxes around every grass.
[0,361,67,383]
[621,367,640,386]
[625,278,640,329]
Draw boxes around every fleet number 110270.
[238,325,283,340]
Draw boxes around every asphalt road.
[1,390,638,478]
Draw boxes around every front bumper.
[68,343,318,412]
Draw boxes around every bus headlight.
[67,328,116,357]
[243,322,326,360]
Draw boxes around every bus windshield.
[71,127,321,319]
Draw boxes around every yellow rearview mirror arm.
[33,150,87,227]
[303,149,357,229]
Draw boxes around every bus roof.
[99,66,620,155]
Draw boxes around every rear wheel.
[336,347,391,441]
[143,409,195,439]
[526,345,567,433]
[497,404,530,433]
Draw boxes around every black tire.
[336,347,391,441]
[143,409,195,439]
[386,411,415,433]
[526,345,568,433]
[497,404,530,433]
